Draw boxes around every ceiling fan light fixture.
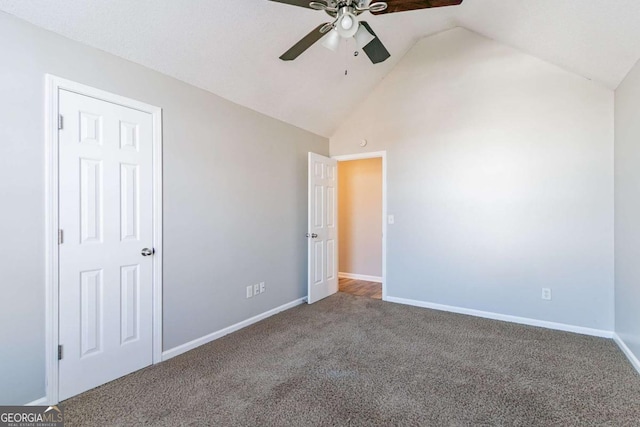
[354,23,375,48]
[322,29,341,52]
[341,15,353,30]
[336,12,359,38]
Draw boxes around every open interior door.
[307,152,338,304]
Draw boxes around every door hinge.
[58,229,64,245]
[58,345,63,360]
[58,114,64,130]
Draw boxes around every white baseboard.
[386,296,613,338]
[613,333,640,375]
[25,397,47,406]
[338,272,383,283]
[162,297,306,361]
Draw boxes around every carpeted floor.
[63,293,640,426]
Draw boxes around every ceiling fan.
[270,0,464,64]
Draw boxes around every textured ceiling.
[1,0,640,137]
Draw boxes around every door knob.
[306,233,318,239]
[141,248,155,256]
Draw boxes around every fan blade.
[269,0,316,9]
[373,0,463,14]
[280,24,329,61]
[359,22,390,64]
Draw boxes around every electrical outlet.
[541,288,552,301]
[254,283,260,295]
[246,285,253,299]
[259,282,265,293]
[388,215,395,225]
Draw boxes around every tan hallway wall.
[338,158,382,278]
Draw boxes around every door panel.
[79,269,103,357]
[120,265,140,344]
[120,163,139,241]
[79,159,103,244]
[58,89,154,400]
[308,153,338,304]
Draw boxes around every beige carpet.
[63,293,640,426]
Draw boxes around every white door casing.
[308,152,338,304]
[57,89,155,400]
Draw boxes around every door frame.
[44,75,163,404]
[332,151,388,300]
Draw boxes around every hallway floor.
[339,277,382,299]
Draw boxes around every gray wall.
[614,58,640,362]
[0,12,328,405]
[331,28,615,330]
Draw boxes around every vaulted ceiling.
[2,0,640,137]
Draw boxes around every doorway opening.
[335,153,386,300]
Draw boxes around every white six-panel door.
[58,89,154,400]
[308,153,338,304]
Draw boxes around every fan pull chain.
[344,38,349,76]
[344,37,359,76]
